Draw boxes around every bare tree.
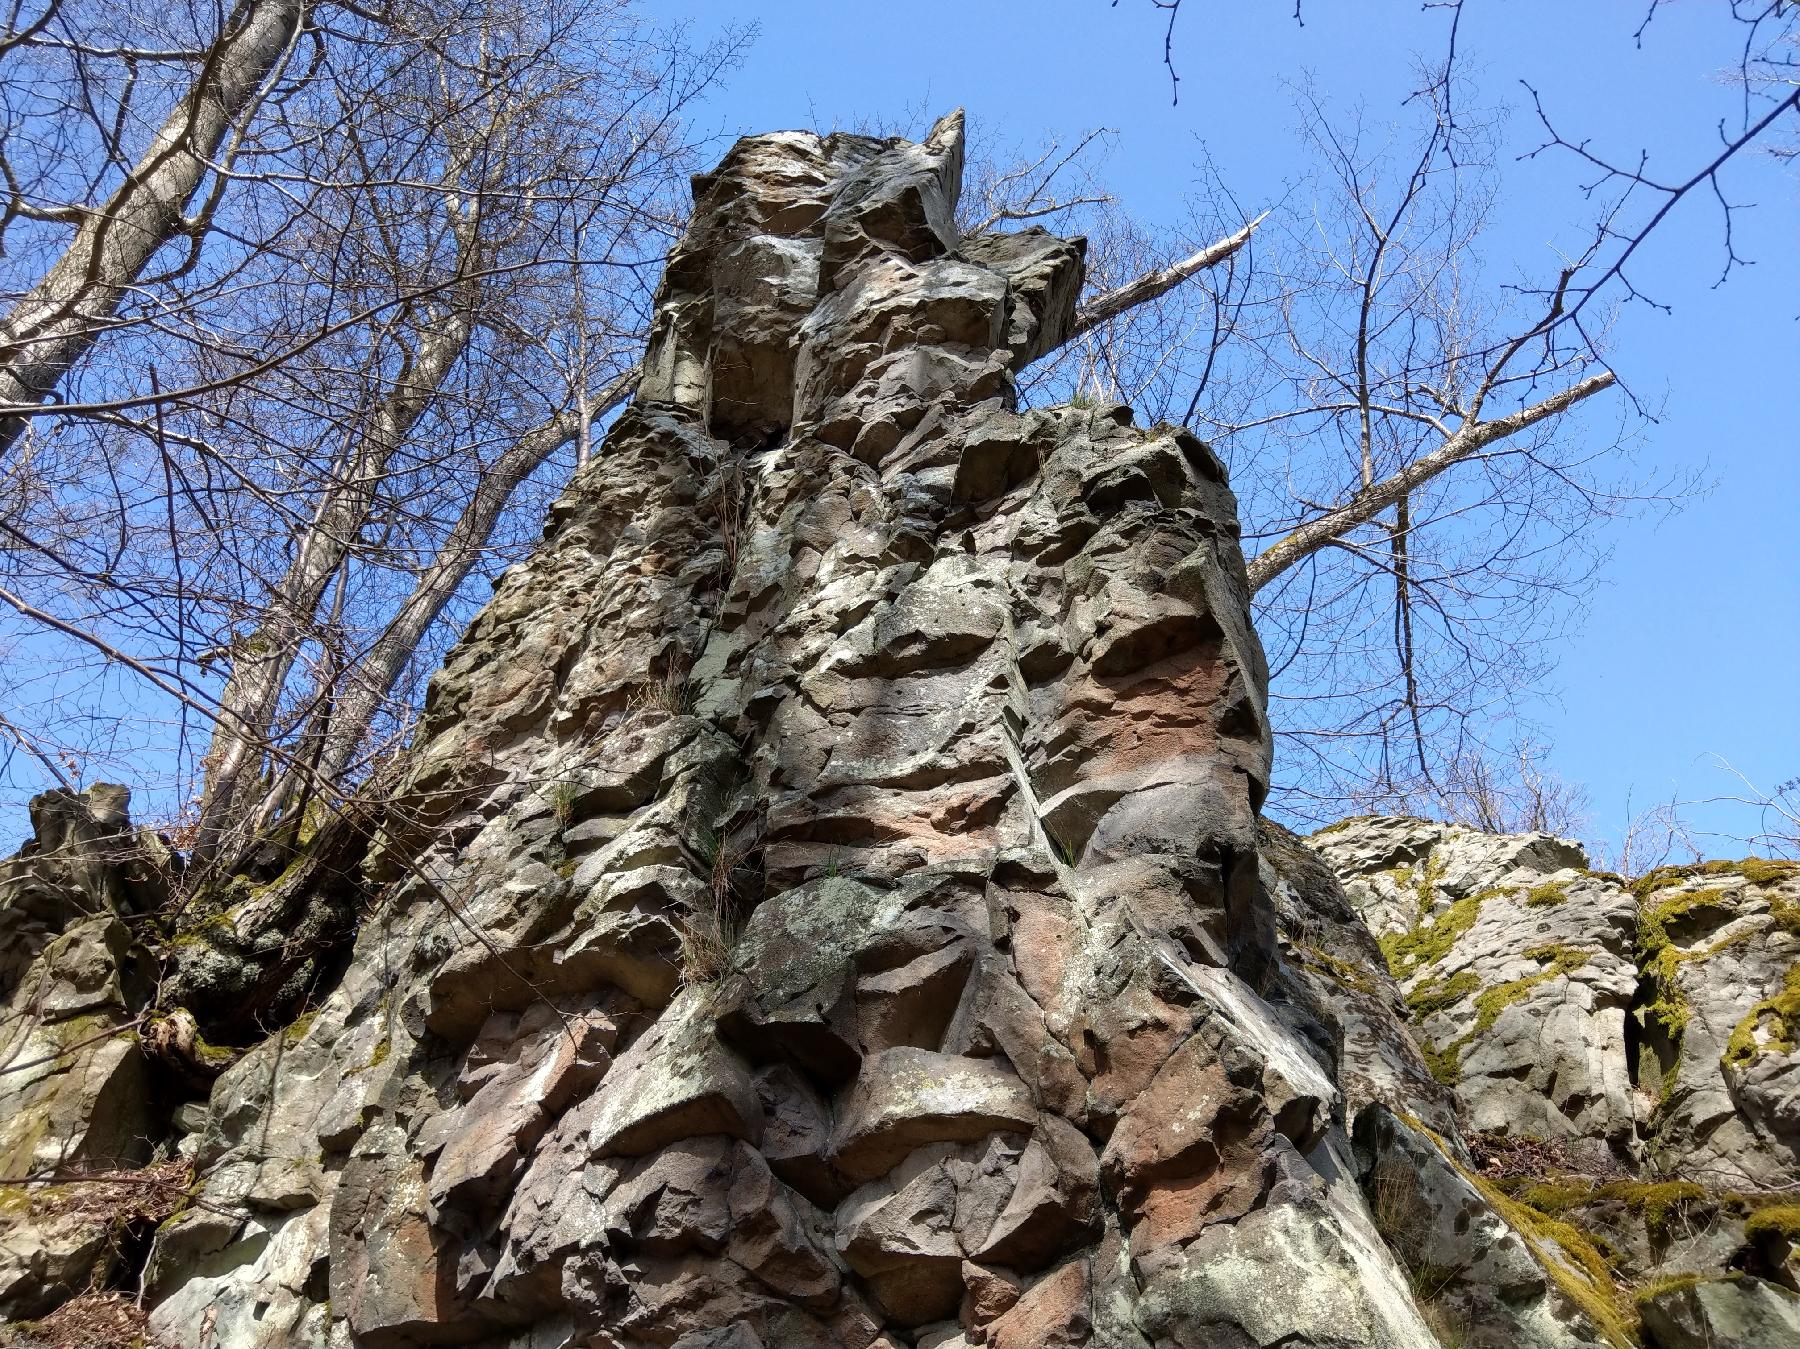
[1211,71,1649,819]
[0,0,306,457]
[1101,0,1796,819]
[0,0,745,866]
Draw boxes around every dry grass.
[17,1159,191,1227]
[676,896,737,984]
[1467,1131,1623,1183]
[627,673,694,717]
[5,1292,168,1348]
[677,822,761,983]
[705,458,749,579]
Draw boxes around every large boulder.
[1633,860,1800,1189]
[1312,817,1641,1159]
[1638,1275,1800,1349]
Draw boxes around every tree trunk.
[252,369,637,828]
[193,307,470,866]
[0,0,306,456]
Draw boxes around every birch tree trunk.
[0,0,305,455]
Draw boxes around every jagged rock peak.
[5,120,1798,1349]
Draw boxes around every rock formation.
[1,116,1797,1349]
[1310,817,1800,1347]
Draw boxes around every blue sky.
[649,0,1799,859]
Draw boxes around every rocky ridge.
[0,116,1796,1349]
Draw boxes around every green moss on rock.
[1637,887,1735,959]
[1471,944,1589,1036]
[1421,1037,1463,1086]
[1738,857,1800,887]
[1467,1171,1635,1348]
[1526,881,1570,908]
[1293,943,1383,997]
[1633,857,1798,898]
[1379,888,1508,975]
[1407,969,1480,1019]
[1743,1205,1800,1243]
[1633,1271,1738,1308]
[1722,961,1800,1069]
[1594,1179,1708,1237]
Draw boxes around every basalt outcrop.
[1311,816,1800,1346]
[1,117,1797,1349]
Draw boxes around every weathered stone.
[586,990,762,1159]
[1314,816,1640,1155]
[1639,1275,1800,1349]
[20,111,1782,1349]
[830,1048,1036,1185]
[1634,862,1800,1189]
[0,916,154,1182]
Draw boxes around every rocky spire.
[5,116,1797,1349]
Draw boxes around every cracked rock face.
[136,114,1451,1349]
[1633,862,1800,1190]
[6,118,1773,1349]
[1312,816,1800,1193]
[1313,817,1642,1159]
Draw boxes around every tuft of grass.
[676,896,738,984]
[628,673,695,717]
[704,458,750,584]
[549,779,581,827]
[680,819,762,984]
